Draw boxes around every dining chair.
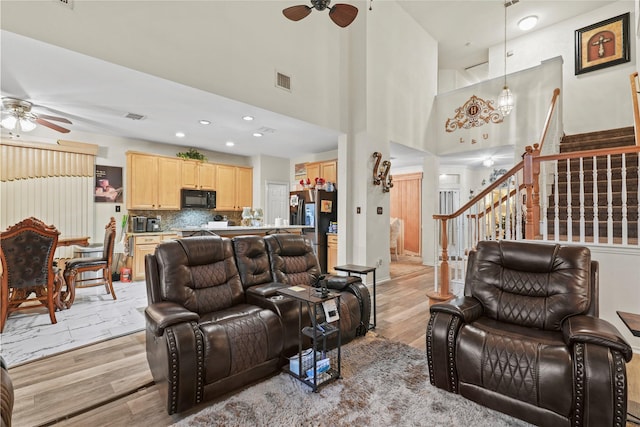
[63,217,117,306]
[0,217,60,333]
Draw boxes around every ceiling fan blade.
[37,113,72,124]
[35,118,71,133]
[329,4,358,27]
[283,5,312,21]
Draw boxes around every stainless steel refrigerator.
[289,189,337,273]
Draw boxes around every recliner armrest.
[562,315,633,362]
[145,302,200,336]
[324,275,361,290]
[246,282,287,298]
[430,296,483,324]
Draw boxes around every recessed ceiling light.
[175,132,185,138]
[253,132,263,137]
[199,120,211,125]
[518,15,538,31]
[242,115,254,121]
[226,141,235,147]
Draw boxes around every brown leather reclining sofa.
[145,233,371,414]
[427,240,633,426]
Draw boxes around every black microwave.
[181,189,216,209]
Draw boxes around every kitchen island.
[174,225,312,238]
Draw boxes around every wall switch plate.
[356,207,361,214]
[377,207,383,214]
[115,205,120,212]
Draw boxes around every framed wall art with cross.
[575,12,630,75]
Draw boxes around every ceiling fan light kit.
[1,97,72,134]
[283,0,358,28]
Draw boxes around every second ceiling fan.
[283,0,358,28]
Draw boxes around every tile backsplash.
[128,209,241,232]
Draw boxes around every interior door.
[390,172,422,256]
[265,182,290,226]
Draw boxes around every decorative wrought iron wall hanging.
[445,95,503,133]
[372,152,393,192]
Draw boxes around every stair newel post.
[427,215,454,304]
[531,143,542,237]
[523,146,535,239]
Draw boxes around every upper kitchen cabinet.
[127,152,182,210]
[304,160,337,185]
[181,160,216,190]
[216,165,253,210]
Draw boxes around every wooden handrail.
[534,144,640,163]
[630,72,640,146]
[537,88,561,153]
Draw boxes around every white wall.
[488,1,635,134]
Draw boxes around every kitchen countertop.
[173,225,312,235]
[127,231,179,236]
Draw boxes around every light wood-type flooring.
[7,256,640,426]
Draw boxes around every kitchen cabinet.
[132,234,161,281]
[327,234,338,274]
[131,233,178,280]
[181,160,216,190]
[127,153,182,210]
[305,160,337,186]
[216,165,253,210]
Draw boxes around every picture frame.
[320,200,332,213]
[94,165,123,203]
[575,13,630,75]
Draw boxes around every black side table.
[616,311,640,425]
[333,264,377,329]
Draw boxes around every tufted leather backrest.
[153,236,244,314]
[232,235,273,290]
[0,217,59,290]
[264,234,320,286]
[466,240,591,331]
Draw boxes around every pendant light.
[497,0,514,116]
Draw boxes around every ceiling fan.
[283,0,358,28]
[1,97,72,134]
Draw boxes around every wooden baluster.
[565,158,573,241]
[523,146,535,239]
[579,157,585,242]
[531,144,541,237]
[607,155,613,244]
[540,161,548,241]
[621,153,628,244]
[553,160,560,241]
[592,156,599,243]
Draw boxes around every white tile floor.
[0,280,148,367]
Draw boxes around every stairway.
[546,126,638,241]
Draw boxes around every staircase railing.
[630,72,640,145]
[428,85,640,302]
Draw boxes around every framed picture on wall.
[95,165,123,203]
[575,12,630,75]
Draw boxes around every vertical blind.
[0,141,96,258]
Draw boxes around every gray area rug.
[173,334,531,427]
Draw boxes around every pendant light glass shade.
[498,1,514,117]
[0,110,37,132]
[498,86,514,116]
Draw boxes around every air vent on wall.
[276,71,291,91]
[124,112,145,121]
[54,0,74,9]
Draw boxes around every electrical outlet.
[356,207,361,214]
[376,258,383,267]
[377,207,383,215]
[115,205,120,212]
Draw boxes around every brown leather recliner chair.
[145,236,283,414]
[427,240,633,427]
[264,234,371,341]
[232,234,370,355]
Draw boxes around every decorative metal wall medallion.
[445,95,503,133]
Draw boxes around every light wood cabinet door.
[320,160,337,185]
[198,162,217,190]
[327,234,338,274]
[306,163,320,182]
[181,160,199,189]
[216,164,237,210]
[132,235,161,280]
[235,167,253,209]
[127,153,158,209]
[157,157,182,210]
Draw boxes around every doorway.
[265,181,290,225]
[390,172,422,257]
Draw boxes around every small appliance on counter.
[132,216,147,233]
[146,218,161,232]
